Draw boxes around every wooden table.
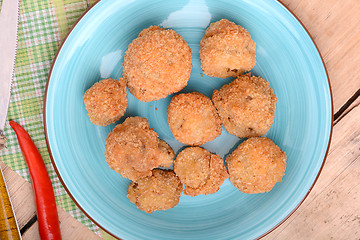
[1,0,359,239]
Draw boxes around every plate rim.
[43,0,334,239]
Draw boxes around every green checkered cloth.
[0,0,114,239]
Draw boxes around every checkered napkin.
[0,0,113,238]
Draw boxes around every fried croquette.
[226,137,286,194]
[83,78,127,126]
[184,152,228,197]
[167,92,222,146]
[158,139,175,168]
[212,73,277,138]
[200,19,256,78]
[105,117,175,181]
[127,169,183,213]
[174,147,228,196]
[123,26,192,102]
[174,147,210,189]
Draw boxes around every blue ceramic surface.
[45,0,332,239]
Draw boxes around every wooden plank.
[0,161,100,239]
[1,1,359,239]
[22,206,101,240]
[281,0,360,113]
[0,161,36,231]
[334,90,360,125]
[264,100,360,239]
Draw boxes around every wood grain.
[22,206,101,240]
[0,162,36,230]
[334,90,360,125]
[1,0,359,239]
[281,0,360,113]
[0,161,100,240]
[264,102,360,239]
[0,166,21,239]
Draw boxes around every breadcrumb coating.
[167,92,222,146]
[200,19,256,78]
[212,73,277,138]
[174,147,228,196]
[83,78,127,126]
[127,169,183,213]
[158,139,175,168]
[174,147,210,189]
[105,117,174,181]
[226,137,286,194]
[184,152,228,197]
[123,26,192,102]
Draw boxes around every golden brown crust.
[226,137,286,194]
[83,78,127,126]
[174,147,211,189]
[157,140,175,168]
[105,117,174,181]
[167,92,222,146]
[123,26,192,102]
[174,147,228,196]
[184,153,228,196]
[212,73,277,138]
[127,169,183,213]
[200,19,256,78]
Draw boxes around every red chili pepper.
[9,121,62,240]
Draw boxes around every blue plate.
[44,0,332,239]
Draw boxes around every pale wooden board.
[264,102,360,239]
[281,0,360,113]
[0,161,36,230]
[1,0,359,239]
[0,161,100,240]
[22,206,101,240]
[334,93,360,125]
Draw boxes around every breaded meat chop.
[83,78,127,126]
[200,19,256,78]
[226,137,286,194]
[123,26,192,102]
[105,117,174,181]
[212,73,277,138]
[174,147,228,196]
[127,169,183,213]
[167,92,222,146]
